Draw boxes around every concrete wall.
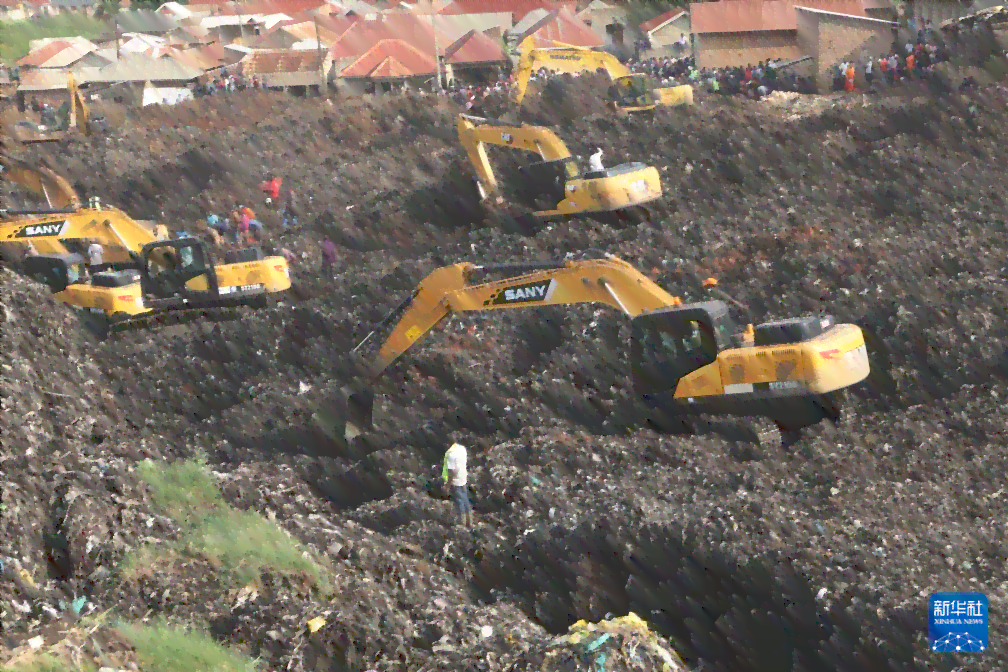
[796,5,819,58]
[806,11,896,87]
[695,31,801,68]
[914,1,968,24]
[649,15,693,56]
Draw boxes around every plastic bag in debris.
[536,612,687,672]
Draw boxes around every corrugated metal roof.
[241,47,328,73]
[74,52,202,83]
[439,0,574,22]
[340,38,436,77]
[640,9,686,33]
[114,9,180,33]
[516,7,602,48]
[165,43,244,70]
[690,0,865,34]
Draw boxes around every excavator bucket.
[339,384,375,442]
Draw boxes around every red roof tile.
[690,0,865,34]
[16,40,71,68]
[340,38,436,77]
[213,0,327,16]
[640,9,687,33]
[517,7,602,48]
[444,28,505,63]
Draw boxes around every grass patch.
[1,655,72,672]
[119,621,257,672]
[0,15,110,62]
[127,459,331,594]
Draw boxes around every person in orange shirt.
[906,53,915,74]
[844,63,856,92]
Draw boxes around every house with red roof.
[639,8,691,57]
[328,10,506,92]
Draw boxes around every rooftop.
[340,38,436,77]
[639,8,687,33]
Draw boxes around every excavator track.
[102,295,270,338]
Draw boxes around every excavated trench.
[470,519,950,672]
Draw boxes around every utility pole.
[314,15,325,94]
[114,17,119,61]
[430,0,441,90]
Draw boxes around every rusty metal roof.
[690,0,865,34]
[241,48,328,74]
[339,38,436,78]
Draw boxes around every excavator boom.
[365,256,680,377]
[0,154,80,209]
[514,46,630,104]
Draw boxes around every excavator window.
[631,310,720,394]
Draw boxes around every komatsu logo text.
[492,279,557,305]
[16,222,67,238]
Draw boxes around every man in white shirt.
[87,242,103,267]
[442,442,471,528]
[589,148,604,173]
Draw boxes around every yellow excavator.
[0,158,291,334]
[1,206,291,334]
[457,113,662,223]
[334,255,873,443]
[513,46,693,113]
[10,73,97,145]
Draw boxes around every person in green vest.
[442,442,471,528]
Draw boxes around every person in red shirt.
[259,176,282,207]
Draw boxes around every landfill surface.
[2,59,1008,671]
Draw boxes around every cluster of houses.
[1,0,996,104]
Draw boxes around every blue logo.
[929,592,988,653]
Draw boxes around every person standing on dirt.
[442,442,472,528]
[282,189,299,230]
[320,240,338,273]
[864,59,874,87]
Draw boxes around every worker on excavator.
[589,148,605,173]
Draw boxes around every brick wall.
[796,9,895,89]
[695,30,801,68]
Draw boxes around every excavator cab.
[611,74,656,108]
[516,158,579,210]
[23,253,88,293]
[141,237,218,301]
[630,301,737,395]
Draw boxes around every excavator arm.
[456,113,574,199]
[513,46,630,105]
[0,153,81,209]
[356,255,681,378]
[67,73,91,136]
[0,207,169,260]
